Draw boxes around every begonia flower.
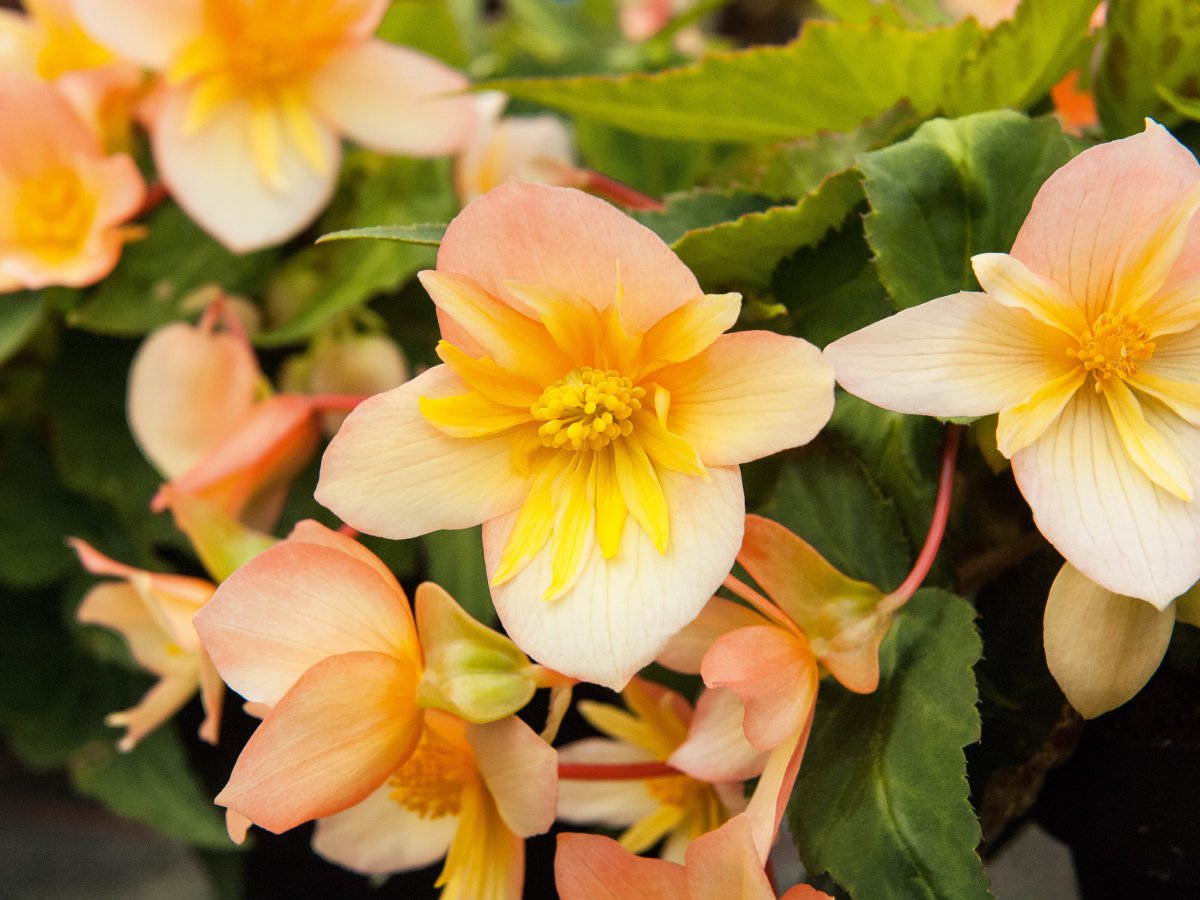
[0,73,143,291]
[455,93,575,203]
[826,121,1200,608]
[312,709,557,900]
[70,538,223,751]
[317,181,835,689]
[557,678,755,863]
[941,0,1020,27]
[556,813,831,900]
[71,0,475,251]
[1044,565,1200,719]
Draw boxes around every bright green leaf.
[377,0,467,67]
[789,589,990,900]
[421,526,495,627]
[317,223,448,247]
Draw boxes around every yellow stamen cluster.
[16,168,94,259]
[645,774,696,808]
[531,367,645,451]
[387,737,472,820]
[1068,311,1156,390]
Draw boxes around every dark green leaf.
[0,292,45,366]
[421,527,495,626]
[632,189,775,244]
[573,120,727,197]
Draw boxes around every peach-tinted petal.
[654,330,833,467]
[0,11,38,73]
[556,738,659,827]
[971,252,1087,336]
[743,727,808,863]
[1131,370,1200,427]
[0,72,97,171]
[484,467,744,690]
[556,832,687,900]
[684,815,777,900]
[310,40,473,156]
[1044,563,1176,718]
[454,95,574,202]
[77,582,180,676]
[1012,388,1200,607]
[1100,378,1193,500]
[701,626,818,752]
[152,85,340,252]
[436,181,701,341]
[196,649,224,745]
[216,650,423,834]
[106,671,199,752]
[194,542,416,707]
[1011,120,1200,323]
[1116,181,1200,314]
[825,292,1073,418]
[286,518,403,594]
[312,782,457,876]
[317,365,527,539]
[127,320,259,479]
[468,715,557,839]
[657,596,763,675]
[70,0,201,68]
[668,687,769,783]
[640,292,741,369]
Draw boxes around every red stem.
[307,393,370,412]
[138,182,169,218]
[557,761,681,780]
[577,168,666,212]
[888,424,962,603]
[337,523,360,539]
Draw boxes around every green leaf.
[421,526,495,626]
[317,223,448,247]
[70,726,234,850]
[0,292,45,366]
[572,120,727,197]
[632,189,775,244]
[1096,0,1200,137]
[257,157,457,348]
[485,19,983,142]
[789,589,990,900]
[858,110,1073,311]
[68,204,276,337]
[672,168,863,291]
[377,0,468,67]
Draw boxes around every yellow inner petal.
[388,719,476,820]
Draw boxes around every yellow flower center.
[14,167,95,260]
[531,367,646,451]
[1067,311,1155,389]
[387,733,473,820]
[645,774,697,808]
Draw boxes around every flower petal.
[285,518,399,590]
[641,292,741,369]
[310,40,473,156]
[657,596,763,675]
[194,542,416,707]
[1012,388,1200,607]
[668,687,769,783]
[1043,563,1175,718]
[995,366,1087,457]
[742,728,808,863]
[216,650,423,834]
[684,815,777,900]
[105,672,199,752]
[70,0,201,68]
[1010,120,1200,324]
[468,715,558,838]
[317,365,527,540]
[311,782,457,876]
[825,292,1073,418]
[555,832,687,900]
[971,252,1086,336]
[484,467,744,690]
[1101,378,1193,500]
[152,86,340,252]
[437,181,702,339]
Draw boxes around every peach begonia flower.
[194,520,550,839]
[455,93,575,204]
[317,181,835,690]
[0,73,143,291]
[556,813,832,900]
[71,0,475,252]
[1043,565,1200,719]
[826,121,1200,608]
[70,538,224,751]
[313,709,557,900]
[659,514,895,858]
[557,678,757,863]
[940,0,1020,27]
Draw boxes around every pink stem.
[576,168,666,212]
[888,424,962,603]
[337,523,360,539]
[558,761,681,780]
[306,393,370,412]
[722,573,803,638]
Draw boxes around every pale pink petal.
[285,519,400,591]
[1043,563,1176,719]
[316,365,527,539]
[194,542,417,707]
[468,715,558,838]
[76,583,178,676]
[127,321,259,479]
[216,650,423,834]
[1011,120,1200,323]
[556,738,660,827]
[657,596,763,675]
[825,292,1074,418]
[196,650,224,745]
[70,0,202,68]
[85,153,146,228]
[151,86,341,252]
[668,687,769,783]
[743,728,808,863]
[701,626,818,752]
[484,467,744,690]
[1012,389,1200,607]
[437,181,701,341]
[684,815,777,900]
[653,331,833,467]
[455,96,575,202]
[312,782,457,876]
[310,40,473,156]
[106,671,199,752]
[556,832,687,900]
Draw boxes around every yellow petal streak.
[1101,379,1193,500]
